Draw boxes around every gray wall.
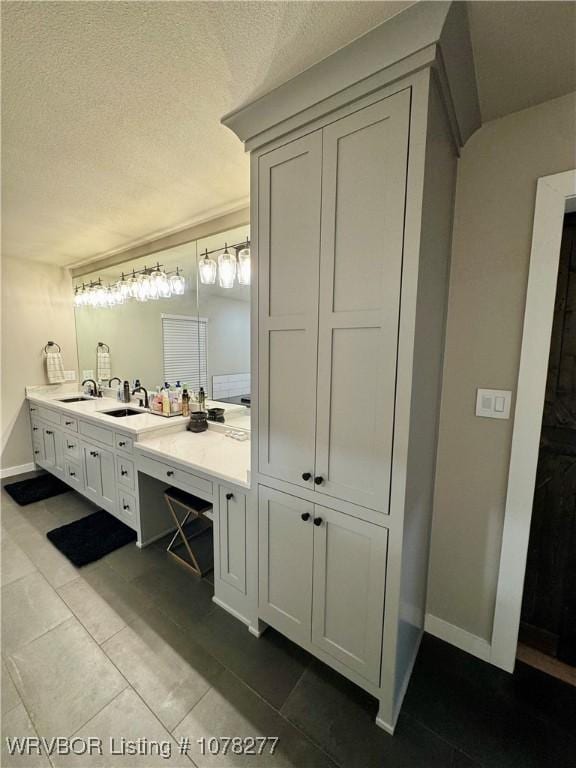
[427,91,576,641]
[1,256,79,470]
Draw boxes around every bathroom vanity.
[27,387,256,631]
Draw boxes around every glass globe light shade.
[152,267,171,299]
[127,271,140,299]
[218,245,237,289]
[117,274,131,301]
[237,243,251,286]
[170,268,185,295]
[199,250,217,285]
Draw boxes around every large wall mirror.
[74,223,250,423]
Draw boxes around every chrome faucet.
[132,385,149,409]
[82,379,101,397]
[108,377,121,386]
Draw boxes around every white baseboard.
[0,462,37,480]
[424,613,491,663]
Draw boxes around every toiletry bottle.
[182,388,190,417]
[198,386,206,413]
[162,387,170,416]
[123,381,130,403]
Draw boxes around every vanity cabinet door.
[314,92,410,513]
[83,445,103,501]
[311,504,388,684]
[258,132,322,489]
[82,443,116,512]
[42,427,64,478]
[258,486,313,645]
[99,448,116,509]
[219,488,246,594]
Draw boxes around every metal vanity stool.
[164,486,213,577]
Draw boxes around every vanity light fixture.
[199,249,217,285]
[75,264,185,309]
[237,238,251,286]
[218,243,237,289]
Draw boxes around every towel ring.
[44,341,61,353]
[97,342,110,352]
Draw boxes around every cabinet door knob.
[313,517,323,526]
[90,451,98,457]
[46,430,53,435]
[301,512,310,522]
[33,427,38,431]
[34,450,40,455]
[67,443,73,449]
[314,476,324,485]
[119,441,126,447]
[69,471,76,477]
[302,472,312,481]
[65,421,73,426]
[226,492,234,500]
[167,470,174,477]
[121,469,128,476]
[123,503,130,510]
[30,407,37,411]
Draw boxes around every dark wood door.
[521,213,576,664]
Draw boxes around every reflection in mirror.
[197,225,250,407]
[74,224,251,429]
[75,240,199,392]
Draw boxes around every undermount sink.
[57,396,92,402]
[102,408,143,418]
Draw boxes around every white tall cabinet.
[223,1,480,733]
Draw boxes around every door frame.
[491,170,576,672]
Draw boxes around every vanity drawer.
[64,436,81,462]
[62,416,78,432]
[116,456,135,490]
[38,407,61,425]
[115,434,134,453]
[117,489,137,529]
[79,420,115,447]
[64,460,84,491]
[138,455,213,499]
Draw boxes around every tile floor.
[2,483,576,767]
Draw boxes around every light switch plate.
[63,370,77,381]
[476,388,512,419]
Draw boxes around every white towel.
[97,350,111,381]
[46,351,65,384]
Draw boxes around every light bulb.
[199,250,217,285]
[218,245,236,288]
[237,241,251,286]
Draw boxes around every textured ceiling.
[1,0,413,267]
[2,1,575,268]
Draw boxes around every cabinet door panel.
[258,133,321,488]
[315,91,410,512]
[312,505,388,684]
[219,488,246,594]
[43,428,56,467]
[258,486,313,644]
[99,448,116,509]
[83,445,102,501]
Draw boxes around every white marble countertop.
[135,428,251,489]
[27,390,189,435]
[26,385,251,438]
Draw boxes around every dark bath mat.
[4,473,69,506]
[47,510,136,567]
